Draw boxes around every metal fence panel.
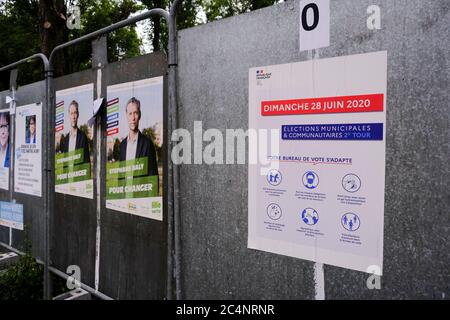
[0,81,46,259]
[99,52,168,299]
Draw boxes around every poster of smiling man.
[106,77,163,221]
[55,84,94,199]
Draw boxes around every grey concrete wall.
[176,0,449,299]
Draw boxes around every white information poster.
[14,103,42,197]
[248,51,387,274]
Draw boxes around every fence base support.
[0,252,19,270]
[53,288,91,300]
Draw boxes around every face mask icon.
[303,171,319,189]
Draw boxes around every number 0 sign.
[299,0,330,51]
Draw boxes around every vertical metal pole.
[8,71,17,247]
[306,48,326,301]
[166,26,174,301]
[168,0,182,300]
[166,96,174,300]
[43,68,54,300]
[8,78,16,202]
[92,36,108,293]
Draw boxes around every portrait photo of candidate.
[0,112,10,168]
[119,97,158,177]
[25,115,37,144]
[63,100,90,164]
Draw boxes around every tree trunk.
[142,0,164,52]
[39,0,67,76]
[251,0,276,11]
[152,14,161,52]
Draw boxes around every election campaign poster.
[106,77,163,221]
[248,51,387,274]
[14,103,42,196]
[0,110,11,190]
[55,84,94,199]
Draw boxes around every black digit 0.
[302,3,320,31]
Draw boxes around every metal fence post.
[8,70,17,247]
[91,36,108,293]
[168,0,183,300]
[43,64,54,300]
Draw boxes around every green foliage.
[0,252,43,300]
[57,133,66,153]
[0,0,41,89]
[141,0,165,51]
[0,0,143,88]
[142,126,162,164]
[0,233,40,301]
[108,137,120,162]
[79,124,93,156]
[202,0,278,21]
[0,253,69,300]
[142,126,156,143]
[113,137,120,161]
[0,227,68,300]
[66,0,144,73]
[142,0,202,52]
[0,0,280,88]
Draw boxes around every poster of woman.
[0,110,10,190]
